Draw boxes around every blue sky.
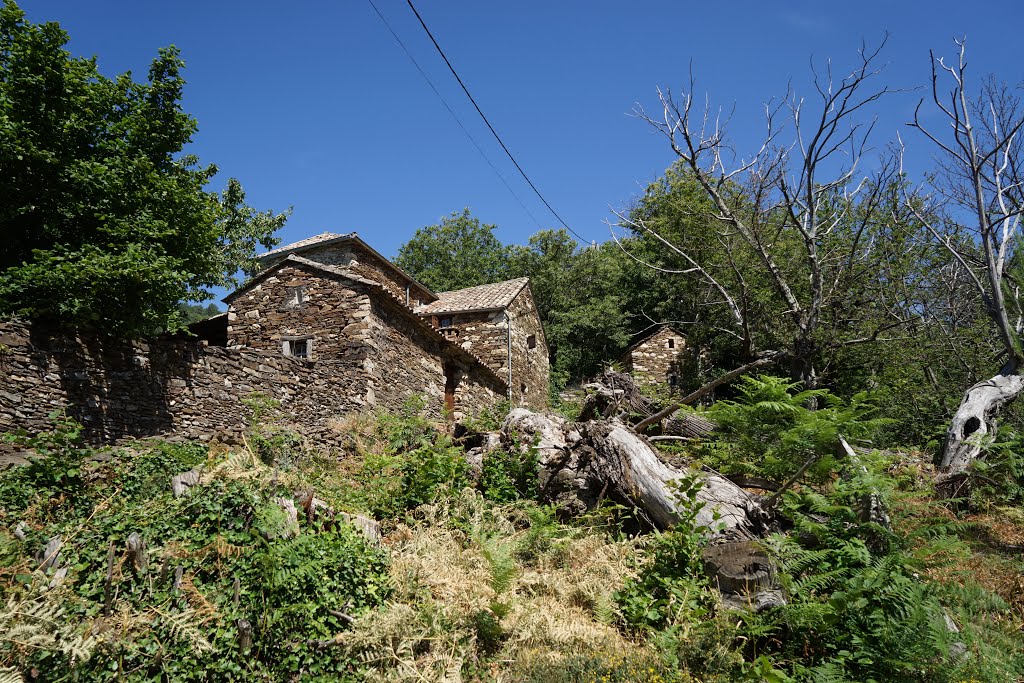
[18,1,1024,264]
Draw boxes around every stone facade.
[620,326,689,392]
[0,232,545,448]
[417,281,549,410]
[0,320,369,447]
[225,256,506,419]
[506,286,550,409]
[259,235,435,309]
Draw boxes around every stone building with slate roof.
[619,325,689,393]
[222,232,550,415]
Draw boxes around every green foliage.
[479,437,538,503]
[176,302,222,325]
[0,1,288,336]
[393,208,512,292]
[748,461,1024,683]
[356,397,470,518]
[699,375,888,484]
[0,412,90,506]
[0,428,389,681]
[616,475,713,632]
[968,430,1024,506]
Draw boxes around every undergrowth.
[2,388,1023,682]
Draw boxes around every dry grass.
[340,489,651,682]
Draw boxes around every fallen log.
[502,409,767,540]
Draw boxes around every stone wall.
[366,297,505,421]
[0,320,370,448]
[265,242,434,308]
[507,287,550,410]
[226,263,373,364]
[623,327,688,391]
[439,309,509,380]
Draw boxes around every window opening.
[668,339,675,349]
[440,317,453,328]
[288,286,307,307]
[527,334,537,349]
[283,337,311,359]
[668,374,678,387]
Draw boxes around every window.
[287,286,307,307]
[668,374,678,387]
[283,337,312,359]
[667,339,675,349]
[527,334,537,349]
[440,317,453,328]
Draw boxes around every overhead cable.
[403,0,590,244]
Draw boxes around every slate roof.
[257,232,437,300]
[259,232,352,259]
[416,277,530,315]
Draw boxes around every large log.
[502,409,766,540]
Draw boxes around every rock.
[171,467,202,497]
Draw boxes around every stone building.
[226,232,550,412]
[416,277,550,409]
[0,232,549,450]
[620,325,689,392]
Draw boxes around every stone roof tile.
[417,277,530,315]
[259,232,352,258]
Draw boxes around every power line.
[403,0,590,244]
[366,0,543,231]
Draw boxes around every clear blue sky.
[18,1,1024,261]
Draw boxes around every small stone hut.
[619,325,689,392]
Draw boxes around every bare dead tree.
[622,38,913,396]
[902,39,1024,494]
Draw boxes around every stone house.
[619,325,689,392]
[0,232,549,449]
[225,232,550,414]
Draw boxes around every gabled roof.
[416,277,530,315]
[623,324,687,353]
[259,232,353,259]
[258,232,437,301]
[223,255,505,388]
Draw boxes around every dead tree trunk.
[502,409,766,540]
[938,362,1024,494]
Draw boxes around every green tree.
[394,209,511,292]
[509,232,631,387]
[0,1,287,336]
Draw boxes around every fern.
[0,575,96,671]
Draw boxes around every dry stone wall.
[0,320,370,448]
[507,287,549,410]
[624,327,688,391]
[366,296,505,421]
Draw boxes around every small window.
[283,337,312,359]
[439,317,453,328]
[287,286,307,307]
[668,374,678,387]
[667,339,675,349]
[527,334,537,349]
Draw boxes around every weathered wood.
[634,354,782,431]
[37,534,62,571]
[938,366,1024,496]
[172,566,183,593]
[503,409,764,539]
[237,618,252,652]
[103,541,116,616]
[232,577,240,610]
[126,532,147,574]
[171,467,202,498]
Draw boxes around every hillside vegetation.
[2,387,1022,682]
